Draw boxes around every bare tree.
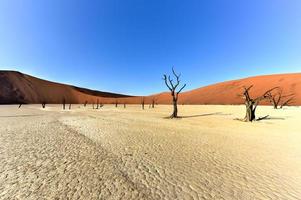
[42,102,46,109]
[240,86,278,122]
[84,100,88,107]
[62,98,66,110]
[124,103,126,108]
[266,88,294,109]
[96,99,99,109]
[151,98,156,108]
[115,99,118,108]
[280,96,294,108]
[92,102,95,109]
[18,103,22,108]
[163,68,186,118]
[141,97,145,110]
[69,103,72,110]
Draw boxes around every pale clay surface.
[0,104,300,200]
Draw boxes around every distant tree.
[163,68,186,118]
[266,88,294,109]
[92,102,95,109]
[18,103,22,108]
[69,103,72,110]
[42,102,46,109]
[151,98,156,108]
[62,98,66,110]
[96,99,99,109]
[280,96,295,108]
[124,103,126,108]
[84,100,88,107]
[115,99,118,108]
[240,86,278,122]
[141,97,145,110]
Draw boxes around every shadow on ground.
[179,112,232,119]
[257,115,286,121]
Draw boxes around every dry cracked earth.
[0,105,301,200]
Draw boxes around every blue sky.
[0,0,301,95]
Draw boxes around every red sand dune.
[155,73,301,106]
[0,70,300,105]
[0,71,132,104]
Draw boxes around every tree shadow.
[257,115,285,121]
[179,112,231,119]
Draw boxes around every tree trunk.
[69,104,71,110]
[62,98,66,110]
[244,103,255,122]
[171,95,178,118]
[18,104,22,108]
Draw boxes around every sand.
[0,104,300,199]
[1,70,301,106]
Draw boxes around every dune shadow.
[179,112,231,119]
[0,114,44,118]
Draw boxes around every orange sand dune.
[153,73,301,106]
[0,70,300,105]
[0,71,132,104]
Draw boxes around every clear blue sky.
[0,0,301,95]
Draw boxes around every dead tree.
[141,97,145,110]
[84,101,88,107]
[69,103,72,110]
[266,89,294,109]
[92,102,95,109]
[96,99,99,109]
[62,98,66,110]
[163,68,186,118]
[42,102,46,109]
[241,86,278,122]
[151,98,156,108]
[124,103,126,108]
[18,103,22,108]
[280,97,294,108]
[115,99,118,107]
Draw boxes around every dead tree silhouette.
[266,89,294,109]
[280,96,295,108]
[141,97,145,110]
[62,98,66,110]
[163,68,186,118]
[240,86,278,122]
[151,98,156,108]
[42,102,46,109]
[84,101,88,107]
[115,99,118,108]
[96,99,99,109]
[18,103,22,108]
[69,103,72,110]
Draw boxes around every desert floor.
[0,104,300,200]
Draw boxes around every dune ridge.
[0,70,300,105]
